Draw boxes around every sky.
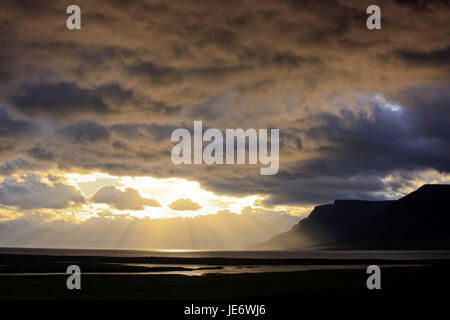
[0,0,449,249]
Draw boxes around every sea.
[1,247,449,276]
[1,247,450,259]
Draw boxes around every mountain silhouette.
[251,184,450,250]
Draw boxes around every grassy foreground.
[0,265,449,300]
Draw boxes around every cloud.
[129,61,182,86]
[91,185,161,210]
[199,86,450,206]
[1,0,449,119]
[397,46,450,66]
[0,0,448,212]
[0,175,84,209]
[7,82,110,119]
[0,158,37,176]
[169,198,202,211]
[62,120,110,143]
[27,145,54,161]
[0,108,35,138]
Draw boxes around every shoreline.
[0,265,448,300]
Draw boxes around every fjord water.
[1,247,449,276]
[1,247,450,259]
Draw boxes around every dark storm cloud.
[200,86,450,205]
[0,0,449,208]
[112,140,127,149]
[27,145,54,161]
[397,47,450,66]
[8,82,110,118]
[96,83,133,105]
[145,123,180,141]
[279,131,303,151]
[1,0,449,116]
[200,173,388,206]
[301,105,450,175]
[0,158,36,176]
[62,121,110,143]
[0,109,35,138]
[110,123,178,141]
[393,0,449,9]
[0,108,40,157]
[129,62,182,86]
[261,175,390,205]
[109,123,144,139]
[0,53,12,83]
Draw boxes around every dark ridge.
[251,184,450,250]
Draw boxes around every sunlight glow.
[374,94,402,112]
[63,172,263,219]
